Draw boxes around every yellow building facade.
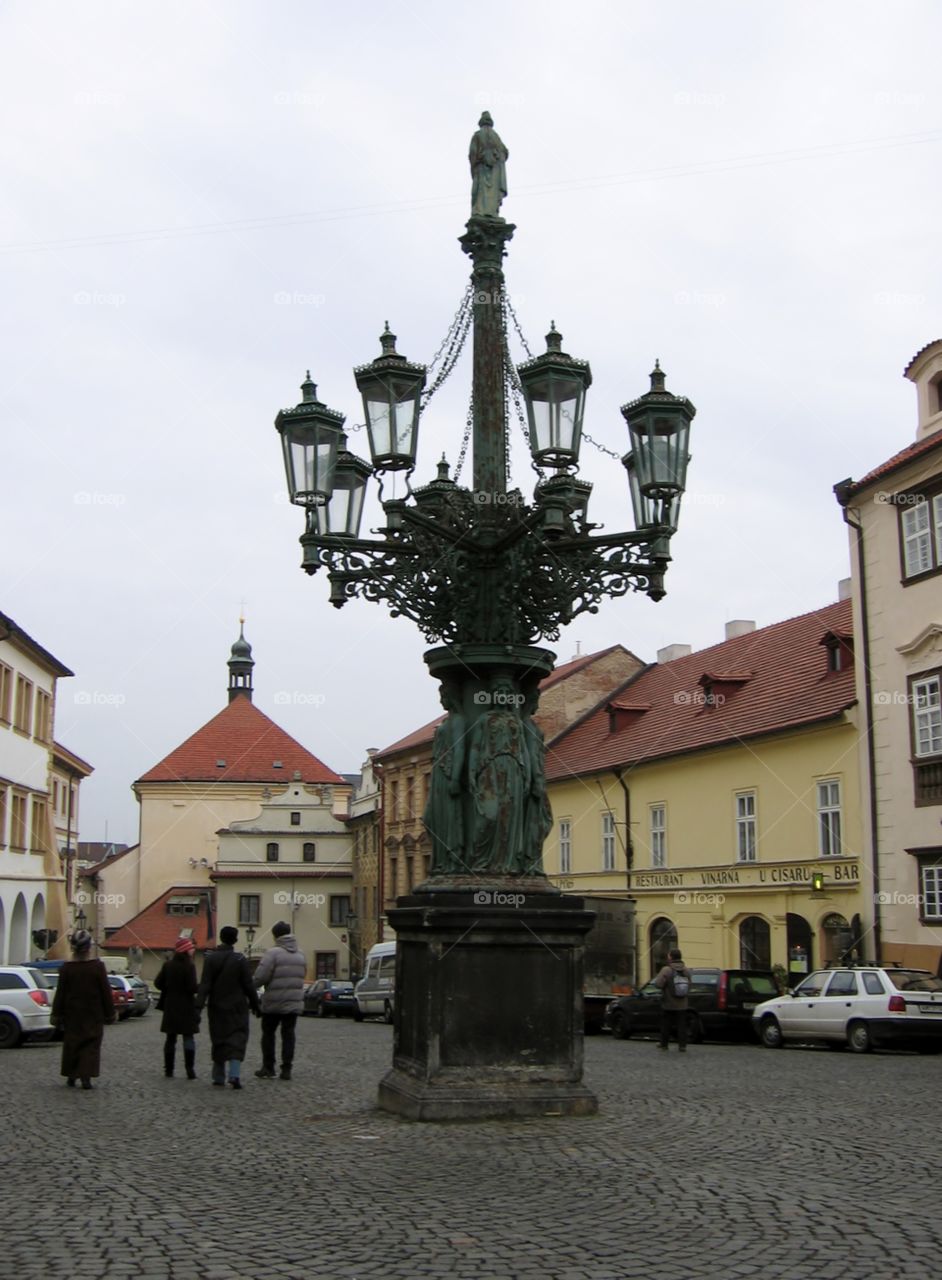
[546,602,867,984]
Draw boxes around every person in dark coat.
[50,929,115,1089]
[196,925,261,1089]
[154,936,201,1079]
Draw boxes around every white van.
[354,942,396,1023]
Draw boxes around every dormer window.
[606,701,650,732]
[696,671,751,708]
[820,631,854,674]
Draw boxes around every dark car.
[605,968,781,1043]
[303,979,356,1018]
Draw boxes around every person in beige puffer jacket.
[253,921,307,1080]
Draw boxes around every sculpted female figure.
[423,683,468,874]
[468,677,530,873]
[469,111,509,218]
[521,688,553,876]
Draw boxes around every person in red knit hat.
[154,936,201,1079]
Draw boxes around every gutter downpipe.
[614,768,636,984]
[837,483,882,964]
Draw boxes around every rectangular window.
[303,842,316,862]
[405,776,415,819]
[559,819,572,875]
[902,499,933,576]
[816,779,842,857]
[0,663,12,723]
[329,894,351,927]
[900,489,942,579]
[316,952,338,978]
[10,793,27,850]
[14,676,32,734]
[735,792,757,862]
[290,811,301,826]
[266,842,279,863]
[390,780,399,821]
[238,894,260,925]
[0,786,6,847]
[30,797,47,852]
[650,805,666,868]
[34,690,51,743]
[913,675,942,757]
[601,811,616,872]
[922,865,942,921]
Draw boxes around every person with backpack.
[654,947,693,1052]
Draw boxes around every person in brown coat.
[154,936,201,1079]
[654,947,693,1053]
[50,929,115,1089]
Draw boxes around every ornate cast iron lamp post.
[275,116,695,1119]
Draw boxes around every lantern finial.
[650,360,666,393]
[301,371,318,402]
[380,323,398,356]
[546,322,563,353]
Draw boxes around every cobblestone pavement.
[3,1013,941,1280]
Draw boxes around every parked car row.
[604,964,942,1055]
[0,966,151,1047]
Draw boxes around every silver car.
[0,966,55,1048]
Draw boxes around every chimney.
[725,620,756,641]
[838,577,852,601]
[657,643,692,663]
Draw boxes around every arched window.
[303,843,316,863]
[821,912,851,966]
[649,917,677,977]
[739,916,771,970]
[266,842,279,863]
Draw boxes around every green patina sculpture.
[424,684,467,874]
[469,111,508,218]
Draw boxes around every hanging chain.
[421,285,473,409]
[582,431,621,460]
[453,388,475,482]
[505,294,533,360]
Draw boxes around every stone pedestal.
[377,885,599,1121]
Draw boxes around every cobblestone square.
[3,1015,940,1279]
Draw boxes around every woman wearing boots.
[51,928,115,1089]
[154,936,200,1079]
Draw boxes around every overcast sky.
[2,1,939,845]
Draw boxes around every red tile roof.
[101,885,214,952]
[136,695,344,786]
[838,425,942,499]
[546,600,855,781]
[375,645,641,759]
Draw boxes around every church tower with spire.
[227,621,254,703]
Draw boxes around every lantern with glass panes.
[276,372,347,508]
[517,324,592,469]
[354,324,427,472]
[620,361,694,534]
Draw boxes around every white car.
[753,966,942,1053]
[0,966,55,1048]
[354,942,396,1023]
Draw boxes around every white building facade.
[836,339,942,970]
